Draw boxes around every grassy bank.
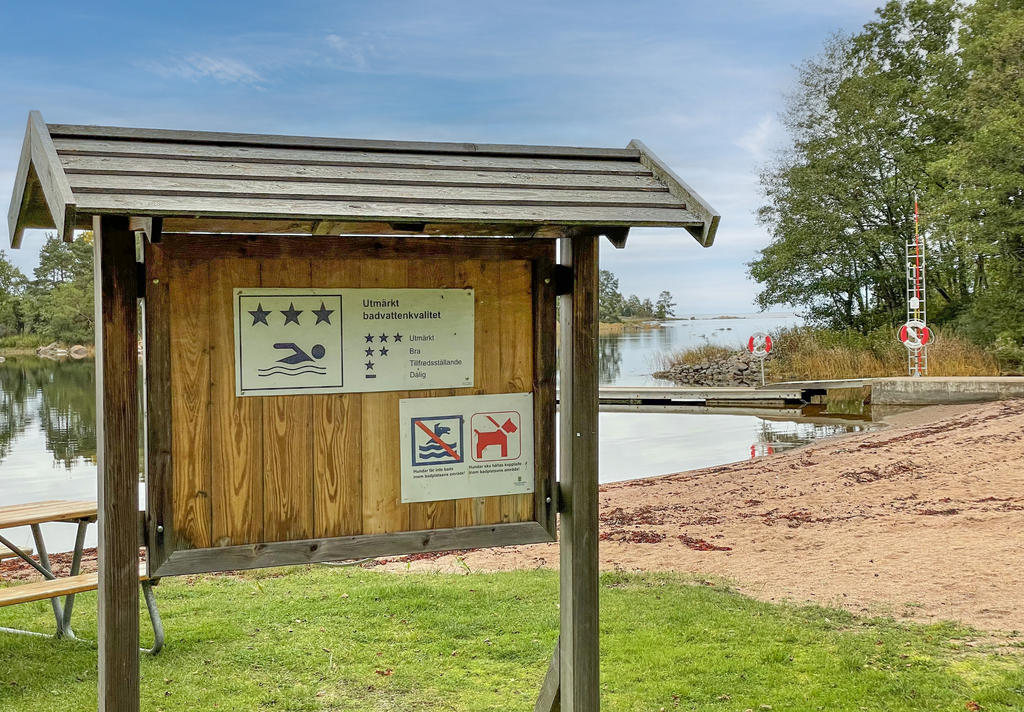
[660,326,1001,381]
[0,334,50,354]
[1,568,1022,711]
[599,318,662,335]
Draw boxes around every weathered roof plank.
[53,138,650,174]
[49,124,640,160]
[61,154,667,191]
[7,119,35,248]
[67,175,681,208]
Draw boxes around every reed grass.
[660,326,1000,381]
[598,319,662,335]
[654,342,736,371]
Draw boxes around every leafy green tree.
[622,294,643,318]
[598,269,625,322]
[0,250,27,337]
[931,0,1024,360]
[751,0,966,331]
[25,232,95,344]
[35,234,93,288]
[654,291,676,320]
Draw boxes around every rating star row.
[364,333,403,343]
[249,302,334,326]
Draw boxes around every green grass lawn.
[1,568,1021,711]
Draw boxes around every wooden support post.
[94,215,141,712]
[556,233,600,711]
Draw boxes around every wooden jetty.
[597,385,807,409]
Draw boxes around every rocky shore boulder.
[36,342,68,359]
[653,349,769,387]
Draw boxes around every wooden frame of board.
[142,234,557,577]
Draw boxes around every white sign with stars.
[233,287,474,397]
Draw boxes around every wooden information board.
[144,235,556,577]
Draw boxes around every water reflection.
[598,336,622,383]
[0,363,32,462]
[754,418,864,456]
[0,357,96,467]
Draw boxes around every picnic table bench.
[0,500,163,654]
[0,544,32,560]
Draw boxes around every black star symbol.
[365,333,375,343]
[379,346,389,357]
[312,301,334,325]
[281,303,302,325]
[364,347,374,357]
[365,360,375,370]
[248,303,270,326]
[378,333,389,342]
[392,333,403,342]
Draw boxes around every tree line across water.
[0,233,94,346]
[598,269,676,323]
[751,0,1024,369]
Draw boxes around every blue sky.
[0,0,882,313]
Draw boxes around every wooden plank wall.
[149,236,549,549]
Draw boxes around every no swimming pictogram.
[410,415,464,467]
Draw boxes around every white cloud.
[734,114,779,162]
[324,34,370,71]
[149,54,265,85]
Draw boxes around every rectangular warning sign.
[233,287,474,396]
[399,393,535,503]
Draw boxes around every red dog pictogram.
[473,415,518,459]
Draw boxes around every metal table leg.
[0,532,50,579]
[141,580,164,655]
[60,520,90,638]
[29,524,70,638]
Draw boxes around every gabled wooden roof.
[8,111,720,248]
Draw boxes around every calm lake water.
[0,313,870,553]
[595,313,869,482]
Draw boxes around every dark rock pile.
[653,350,768,387]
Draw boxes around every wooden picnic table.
[0,499,163,653]
[0,500,98,529]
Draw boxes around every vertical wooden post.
[94,215,140,712]
[557,233,600,711]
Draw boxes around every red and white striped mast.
[903,195,929,376]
